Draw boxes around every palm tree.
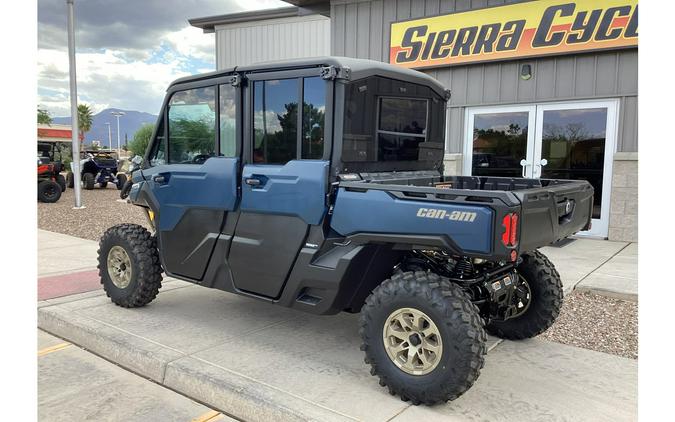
[77,104,94,148]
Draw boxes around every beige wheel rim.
[382,307,443,375]
[107,246,132,289]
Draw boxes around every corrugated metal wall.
[215,15,330,69]
[330,0,639,153]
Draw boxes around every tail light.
[501,213,519,247]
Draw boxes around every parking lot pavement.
[576,242,638,301]
[38,229,99,277]
[38,330,236,422]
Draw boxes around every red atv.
[37,142,66,203]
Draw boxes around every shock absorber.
[454,258,474,280]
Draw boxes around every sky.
[37,0,287,118]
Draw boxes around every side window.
[253,79,298,164]
[219,84,237,157]
[253,76,327,164]
[168,86,216,164]
[148,118,166,166]
[377,97,428,161]
[302,77,325,159]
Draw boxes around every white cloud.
[164,26,214,63]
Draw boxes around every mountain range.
[53,108,159,147]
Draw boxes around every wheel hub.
[382,307,443,376]
[107,246,132,289]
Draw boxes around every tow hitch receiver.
[485,271,530,321]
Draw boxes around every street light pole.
[105,122,112,150]
[111,111,125,157]
[66,0,84,209]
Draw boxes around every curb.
[574,286,638,302]
[37,306,355,422]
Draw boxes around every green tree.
[128,123,155,157]
[77,104,94,143]
[38,107,52,125]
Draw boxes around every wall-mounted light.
[520,64,532,80]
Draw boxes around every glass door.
[465,100,618,238]
[533,101,618,238]
[464,105,537,178]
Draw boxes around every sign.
[390,0,638,69]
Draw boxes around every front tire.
[359,271,487,405]
[83,172,95,190]
[38,180,62,203]
[97,224,163,308]
[486,251,563,340]
[116,173,127,190]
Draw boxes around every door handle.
[153,175,167,184]
[244,177,261,186]
[520,159,531,178]
[534,159,548,177]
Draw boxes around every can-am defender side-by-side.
[99,57,593,405]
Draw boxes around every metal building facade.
[330,0,638,155]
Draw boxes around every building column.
[608,152,638,242]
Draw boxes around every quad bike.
[67,150,127,190]
[37,158,63,203]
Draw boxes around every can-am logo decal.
[417,208,477,222]
[390,0,638,69]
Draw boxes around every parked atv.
[97,58,593,405]
[38,141,67,192]
[66,150,127,190]
[37,158,62,203]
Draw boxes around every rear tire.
[116,173,127,190]
[486,251,563,340]
[359,271,487,405]
[66,172,74,188]
[38,180,62,203]
[83,172,95,190]
[56,174,67,192]
[97,224,163,308]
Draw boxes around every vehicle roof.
[168,56,448,98]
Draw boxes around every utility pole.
[105,122,112,150]
[67,0,84,209]
[111,111,125,157]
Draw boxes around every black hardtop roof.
[168,56,448,98]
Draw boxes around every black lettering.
[431,29,456,59]
[533,3,575,47]
[595,6,631,41]
[421,32,437,61]
[472,23,501,54]
[625,5,638,38]
[566,9,602,44]
[451,26,478,57]
[496,20,525,51]
[396,26,426,63]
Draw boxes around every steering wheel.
[191,154,211,165]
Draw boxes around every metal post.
[111,111,125,157]
[67,0,84,209]
[105,122,111,149]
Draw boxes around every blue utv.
[99,57,593,405]
[67,150,128,190]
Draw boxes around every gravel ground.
[38,184,150,241]
[39,187,637,359]
[540,291,638,359]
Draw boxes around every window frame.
[144,75,241,168]
[245,68,332,165]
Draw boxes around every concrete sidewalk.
[37,230,638,421]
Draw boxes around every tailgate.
[514,179,594,252]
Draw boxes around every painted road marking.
[38,342,72,357]
[191,410,223,422]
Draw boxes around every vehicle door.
[141,77,241,280]
[228,69,331,298]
